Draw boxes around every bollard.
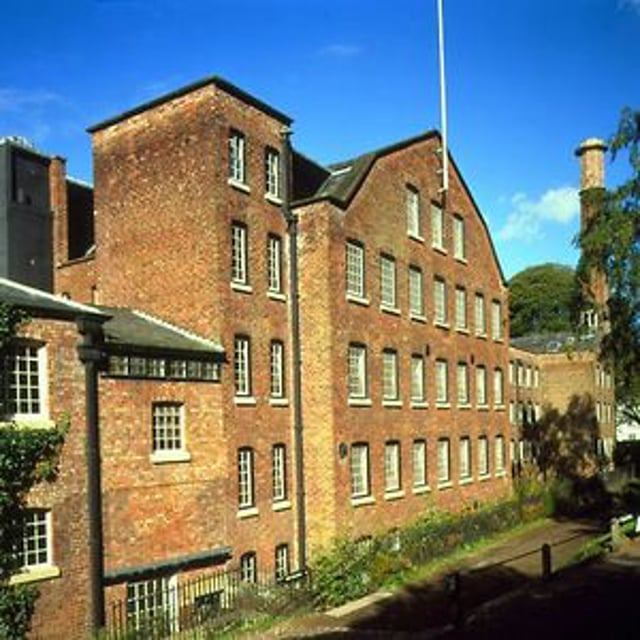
[541,543,552,581]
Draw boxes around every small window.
[491,300,503,340]
[455,286,467,330]
[3,343,47,419]
[272,444,287,502]
[457,362,469,405]
[382,349,399,401]
[459,437,472,480]
[19,509,52,570]
[380,254,397,309]
[229,130,246,184]
[494,368,504,406]
[275,544,290,582]
[348,344,367,399]
[126,576,177,632]
[234,335,251,397]
[267,235,283,294]
[410,354,425,403]
[350,443,370,498]
[152,403,184,454]
[431,204,444,250]
[476,366,487,406]
[495,435,505,474]
[265,148,281,198]
[238,447,255,509]
[346,241,365,299]
[412,440,427,488]
[437,438,451,484]
[474,293,486,336]
[478,436,489,476]
[436,359,449,404]
[270,340,285,398]
[409,266,424,317]
[240,552,257,583]
[406,185,421,238]
[453,215,466,260]
[231,222,249,286]
[434,277,447,325]
[384,441,401,492]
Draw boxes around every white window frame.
[407,185,421,238]
[275,544,290,582]
[151,403,186,460]
[270,340,285,398]
[491,300,503,340]
[495,435,506,474]
[455,286,467,330]
[494,368,504,406]
[475,293,486,336]
[384,441,402,493]
[265,147,281,199]
[476,366,487,407]
[437,438,451,484]
[3,342,48,421]
[431,203,444,250]
[350,443,370,498]
[457,362,469,406]
[346,241,366,300]
[412,439,427,489]
[380,254,397,310]
[240,552,257,583]
[434,277,447,325]
[19,509,53,571]
[436,359,449,405]
[234,335,252,397]
[409,266,424,317]
[478,436,489,477]
[348,344,367,400]
[231,222,249,286]
[410,354,425,403]
[238,447,256,510]
[272,444,287,502]
[382,349,399,401]
[229,130,246,184]
[126,576,178,633]
[453,215,466,260]
[267,235,283,294]
[459,437,472,480]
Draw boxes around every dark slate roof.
[510,332,599,354]
[97,306,223,355]
[87,75,292,133]
[0,278,106,321]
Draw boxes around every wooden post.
[541,543,552,580]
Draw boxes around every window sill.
[495,470,507,478]
[228,178,251,193]
[272,500,291,512]
[384,489,405,501]
[346,293,370,307]
[351,495,375,507]
[269,397,289,407]
[437,481,453,490]
[234,396,257,407]
[237,507,259,519]
[0,418,56,430]
[454,256,468,265]
[457,403,472,410]
[408,232,424,243]
[9,565,61,586]
[380,305,401,316]
[493,337,504,344]
[410,401,428,409]
[432,244,448,255]
[410,312,427,323]
[477,404,490,412]
[267,291,286,302]
[479,473,492,482]
[382,399,403,408]
[475,333,487,340]
[231,281,253,294]
[494,404,506,411]
[436,402,451,410]
[455,327,470,335]
[265,193,283,206]
[150,450,192,464]
[413,485,431,495]
[348,397,372,407]
[434,320,450,330]
[459,477,474,486]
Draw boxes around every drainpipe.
[281,127,307,573]
[76,316,106,631]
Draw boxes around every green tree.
[508,263,577,337]
[578,108,640,426]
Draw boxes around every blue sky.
[1,0,639,278]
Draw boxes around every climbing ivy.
[0,304,67,639]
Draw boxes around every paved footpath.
[254,518,603,639]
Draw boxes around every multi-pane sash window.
[348,344,367,399]
[509,401,515,425]
[509,361,515,385]
[3,343,45,418]
[270,340,285,398]
[478,436,489,476]
[382,349,398,401]
[346,241,365,299]
[437,438,451,484]
[240,552,257,583]
[407,185,421,237]
[457,362,469,405]
[455,286,467,330]
[265,148,281,198]
[475,293,486,336]
[384,441,401,492]
[234,335,251,396]
[494,368,504,406]
[380,254,397,309]
[350,443,370,497]
[413,440,427,488]
[272,444,287,502]
[491,300,503,340]
[229,130,246,183]
[152,403,184,454]
[436,359,449,404]
[231,223,248,285]
[453,215,466,260]
[268,235,283,293]
[476,366,487,406]
[19,509,51,569]
[434,277,447,324]
[459,437,472,479]
[431,204,444,250]
[238,447,255,509]
[409,266,424,316]
[126,577,176,632]
[275,544,289,582]
[495,435,505,474]
[410,355,425,402]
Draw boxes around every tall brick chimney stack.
[575,137,608,331]
[49,156,69,269]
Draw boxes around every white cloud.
[619,0,640,14]
[0,88,62,113]
[318,44,363,57]
[497,186,580,242]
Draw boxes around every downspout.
[281,127,307,573]
[76,316,106,631]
